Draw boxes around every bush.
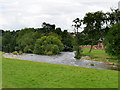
[52,45,60,54]
[104,23,120,58]
[74,51,82,59]
[46,51,53,55]
[24,45,33,53]
[90,63,94,66]
[19,51,23,55]
[12,51,18,55]
[34,36,64,55]
[74,46,82,59]
[15,47,19,51]
[43,45,60,55]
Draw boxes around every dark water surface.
[3,52,119,71]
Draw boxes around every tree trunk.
[76,29,79,53]
[89,40,94,53]
[76,28,80,54]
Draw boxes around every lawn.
[82,48,119,64]
[2,56,118,88]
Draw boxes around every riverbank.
[81,48,119,65]
[3,52,119,71]
[2,56,118,88]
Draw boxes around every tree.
[42,22,56,33]
[72,18,83,59]
[61,30,73,51]
[106,9,120,26]
[34,36,64,55]
[47,32,62,40]
[16,28,35,52]
[102,8,120,37]
[83,11,106,53]
[2,31,16,52]
[54,28,74,51]
[104,23,120,58]
[54,28,62,35]
[79,32,93,45]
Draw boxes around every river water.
[3,52,119,71]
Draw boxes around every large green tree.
[102,8,120,37]
[34,36,64,55]
[72,18,83,59]
[42,22,56,33]
[16,28,35,52]
[16,28,45,53]
[2,31,16,52]
[83,11,106,53]
[61,30,73,51]
[106,9,120,26]
[104,23,120,58]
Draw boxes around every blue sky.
[0,0,119,32]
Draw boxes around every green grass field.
[82,48,119,63]
[2,56,118,88]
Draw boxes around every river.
[3,52,120,71]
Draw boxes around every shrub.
[15,47,19,51]
[19,51,23,55]
[24,46,33,53]
[74,46,82,59]
[12,51,18,55]
[90,63,94,66]
[52,45,60,54]
[34,36,64,55]
[74,51,82,59]
[46,51,53,55]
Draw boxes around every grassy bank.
[82,48,119,64]
[2,56,118,88]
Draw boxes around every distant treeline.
[1,8,119,55]
[1,22,95,54]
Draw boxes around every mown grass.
[2,56,118,88]
[82,48,119,64]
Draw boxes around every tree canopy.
[104,23,120,58]
[34,36,64,55]
[2,23,73,55]
[2,8,120,58]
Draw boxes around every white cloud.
[0,0,119,32]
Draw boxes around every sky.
[0,0,119,32]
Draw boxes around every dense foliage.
[82,9,120,53]
[104,23,120,58]
[34,36,64,55]
[83,11,106,53]
[2,31,16,52]
[2,23,74,55]
[61,30,73,51]
[2,8,119,57]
